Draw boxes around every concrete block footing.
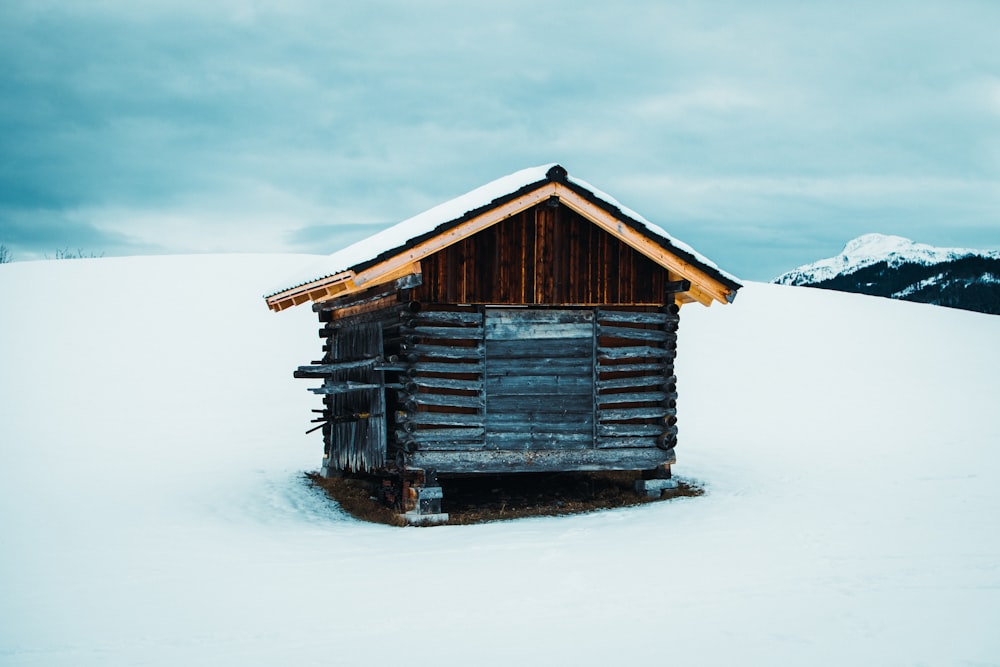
[635,478,679,498]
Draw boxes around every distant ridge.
[774,233,1000,315]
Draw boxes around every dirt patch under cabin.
[306,471,703,526]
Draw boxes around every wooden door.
[483,308,595,451]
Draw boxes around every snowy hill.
[2,255,1000,665]
[774,233,1000,314]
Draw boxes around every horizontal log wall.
[395,305,677,473]
[396,306,486,457]
[596,305,679,452]
[306,298,678,474]
[411,202,675,305]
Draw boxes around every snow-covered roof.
[266,164,742,311]
[265,165,556,298]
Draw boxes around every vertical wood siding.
[322,321,387,471]
[412,202,672,306]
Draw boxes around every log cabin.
[265,165,741,523]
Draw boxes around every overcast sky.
[2,1,998,280]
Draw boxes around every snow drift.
[2,255,999,666]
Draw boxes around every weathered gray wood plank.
[484,374,593,395]
[405,325,484,340]
[485,358,593,377]
[596,436,659,449]
[400,412,484,427]
[597,423,666,437]
[308,381,382,395]
[408,393,484,409]
[597,391,668,404]
[597,375,669,390]
[485,309,594,326]
[598,406,671,420]
[485,322,593,340]
[484,414,594,431]
[598,346,672,360]
[409,447,673,473]
[486,394,593,413]
[410,344,483,359]
[596,362,666,374]
[485,431,592,450]
[485,339,592,358]
[408,440,488,451]
[484,309,594,341]
[413,361,483,375]
[409,310,482,325]
[597,325,671,342]
[409,376,484,391]
[595,310,670,324]
[398,427,485,443]
[294,357,378,378]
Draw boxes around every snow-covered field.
[2,255,999,666]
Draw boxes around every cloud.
[0,1,998,280]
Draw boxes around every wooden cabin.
[266,165,741,523]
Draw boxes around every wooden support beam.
[664,279,692,294]
[409,447,673,474]
[309,381,403,394]
[266,270,356,312]
[294,357,379,378]
[373,361,409,372]
[317,270,422,313]
[676,293,697,306]
[686,283,715,307]
[308,381,383,395]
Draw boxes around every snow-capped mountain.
[774,233,1000,315]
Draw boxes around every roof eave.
[266,163,741,311]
